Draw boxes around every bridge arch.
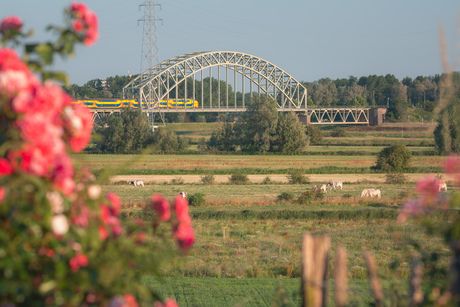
[123,51,307,112]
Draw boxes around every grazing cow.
[313,184,327,193]
[361,188,380,198]
[327,181,343,190]
[439,182,447,192]
[129,180,144,187]
[179,191,187,198]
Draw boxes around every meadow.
[76,122,453,306]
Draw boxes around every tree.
[305,124,323,144]
[97,108,152,153]
[434,96,460,155]
[208,120,237,151]
[375,144,412,171]
[233,95,278,153]
[386,98,409,121]
[150,127,180,152]
[272,112,308,153]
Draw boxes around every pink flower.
[0,158,13,177]
[123,294,138,307]
[154,298,179,307]
[99,226,108,241]
[445,154,460,174]
[0,187,5,203]
[106,192,121,215]
[173,222,195,251]
[63,105,93,152]
[101,205,111,224]
[0,70,32,98]
[173,196,191,224]
[415,175,439,200]
[70,2,99,46]
[69,254,88,272]
[0,48,29,73]
[71,203,90,228]
[0,16,22,34]
[152,194,171,222]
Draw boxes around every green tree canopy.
[272,112,308,153]
[233,96,278,153]
[375,144,412,171]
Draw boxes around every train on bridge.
[72,98,199,109]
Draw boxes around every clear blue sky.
[3,0,460,85]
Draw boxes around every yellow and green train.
[72,98,199,109]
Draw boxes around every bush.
[287,171,310,184]
[331,127,346,137]
[0,7,190,306]
[298,191,315,204]
[170,176,184,184]
[314,190,325,200]
[305,124,323,144]
[375,144,412,171]
[188,193,206,206]
[201,174,215,185]
[228,173,250,184]
[262,176,272,184]
[277,192,295,201]
[385,172,407,184]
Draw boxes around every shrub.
[314,190,325,200]
[385,172,407,184]
[331,127,346,137]
[262,176,272,184]
[188,193,206,206]
[0,7,188,306]
[229,173,249,184]
[298,191,315,204]
[287,171,310,184]
[305,124,323,144]
[201,174,215,185]
[170,176,184,184]
[277,192,295,201]
[375,144,412,171]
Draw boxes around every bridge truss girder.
[307,108,370,124]
[123,51,307,113]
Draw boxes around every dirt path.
[110,173,440,184]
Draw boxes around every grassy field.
[85,122,454,306]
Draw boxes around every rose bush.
[398,154,460,304]
[0,3,192,306]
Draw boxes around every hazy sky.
[3,0,460,85]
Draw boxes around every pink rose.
[69,253,88,272]
[154,298,179,307]
[173,196,191,224]
[70,2,99,46]
[0,16,22,34]
[0,48,29,73]
[152,194,171,222]
[0,158,13,177]
[106,192,121,215]
[123,294,138,307]
[0,187,5,203]
[173,222,195,251]
[99,226,108,241]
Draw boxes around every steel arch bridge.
[123,51,308,118]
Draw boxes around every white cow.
[179,191,188,198]
[438,182,447,192]
[129,180,144,187]
[313,184,327,193]
[361,189,380,198]
[327,181,343,190]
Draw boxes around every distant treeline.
[65,72,460,110]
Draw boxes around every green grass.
[142,277,377,306]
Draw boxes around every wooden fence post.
[364,251,383,307]
[302,233,330,307]
[409,259,423,306]
[335,245,348,307]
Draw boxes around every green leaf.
[42,71,70,86]
[35,44,54,65]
